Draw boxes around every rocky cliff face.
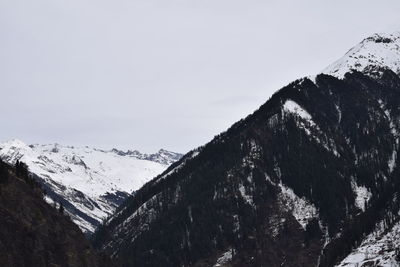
[0,159,115,267]
[92,32,400,267]
[0,141,182,234]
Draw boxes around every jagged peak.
[0,140,182,167]
[158,148,172,153]
[364,31,400,43]
[157,148,182,157]
[110,147,182,165]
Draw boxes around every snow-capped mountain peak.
[0,140,182,233]
[323,31,400,78]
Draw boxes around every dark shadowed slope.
[0,160,116,267]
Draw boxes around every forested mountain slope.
[93,32,400,267]
[0,159,115,267]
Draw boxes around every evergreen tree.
[0,160,9,184]
[59,202,64,214]
[15,160,29,180]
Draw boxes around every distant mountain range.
[92,32,400,267]
[0,139,182,233]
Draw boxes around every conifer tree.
[0,160,8,184]
[59,202,64,214]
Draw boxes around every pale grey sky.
[1,0,400,153]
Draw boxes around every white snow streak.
[283,100,313,123]
[351,179,372,212]
[238,184,253,206]
[214,249,234,267]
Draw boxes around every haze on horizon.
[1,0,400,153]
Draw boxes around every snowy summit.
[323,32,400,78]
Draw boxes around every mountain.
[0,158,115,267]
[323,32,400,78]
[92,32,400,267]
[0,140,182,234]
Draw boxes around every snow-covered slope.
[323,32,400,78]
[0,139,182,233]
[336,219,400,267]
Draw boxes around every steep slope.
[92,33,400,267]
[0,159,115,267]
[0,140,182,233]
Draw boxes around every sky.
[1,0,400,153]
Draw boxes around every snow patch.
[268,214,285,238]
[214,249,235,267]
[308,75,317,85]
[351,179,372,212]
[335,103,342,124]
[283,100,340,157]
[378,99,398,173]
[283,100,313,122]
[336,220,400,267]
[278,182,318,229]
[188,206,193,223]
[388,150,397,173]
[238,183,253,206]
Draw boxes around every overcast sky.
[1,0,400,153]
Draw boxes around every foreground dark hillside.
[93,70,400,267]
[0,160,115,267]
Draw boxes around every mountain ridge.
[92,32,400,267]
